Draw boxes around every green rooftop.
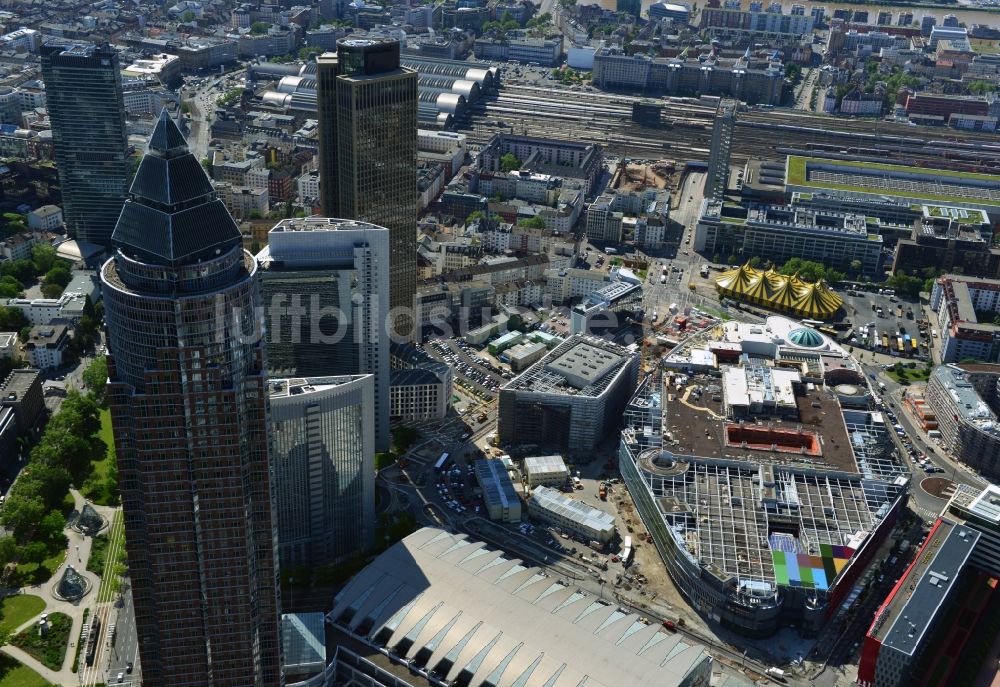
[785,155,1000,207]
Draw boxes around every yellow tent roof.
[714,265,843,320]
[793,280,843,319]
[716,263,757,294]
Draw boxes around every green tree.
[0,275,22,298]
[968,79,997,95]
[0,306,27,332]
[19,541,48,565]
[886,272,923,298]
[36,510,66,547]
[44,264,71,289]
[82,356,108,400]
[181,9,195,22]
[0,494,46,542]
[201,157,212,171]
[41,283,63,299]
[299,46,323,60]
[500,153,522,172]
[250,21,270,35]
[520,215,546,229]
[31,244,57,274]
[0,536,17,568]
[0,259,35,283]
[850,259,863,273]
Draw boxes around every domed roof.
[788,327,825,348]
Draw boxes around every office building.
[40,43,130,246]
[257,216,392,452]
[498,334,639,451]
[25,325,67,369]
[858,483,1000,687]
[706,99,736,201]
[317,39,418,339]
[474,458,522,522]
[528,486,616,544]
[924,364,1000,481]
[269,375,376,568]
[696,199,883,278]
[100,112,281,686]
[322,528,713,687]
[946,483,1000,575]
[929,274,1000,363]
[857,519,981,687]
[591,50,784,105]
[389,368,449,421]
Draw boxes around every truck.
[765,667,786,680]
[599,485,607,500]
[700,264,710,277]
[660,275,666,284]
[573,476,583,489]
[477,412,488,423]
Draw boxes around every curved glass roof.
[788,327,825,348]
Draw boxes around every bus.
[434,453,450,471]
[881,334,890,350]
[896,337,904,353]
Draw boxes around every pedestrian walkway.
[0,489,120,686]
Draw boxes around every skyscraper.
[40,42,130,246]
[316,39,418,339]
[269,374,376,568]
[101,112,282,687]
[257,216,391,452]
[706,98,736,202]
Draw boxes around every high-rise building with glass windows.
[100,111,282,687]
[269,375,376,568]
[706,98,736,202]
[316,39,418,339]
[40,42,130,246]
[257,216,391,452]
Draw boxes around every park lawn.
[885,366,931,384]
[0,596,45,635]
[93,408,115,483]
[83,409,117,506]
[0,655,54,687]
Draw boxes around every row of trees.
[0,391,108,585]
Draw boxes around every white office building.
[257,218,392,452]
[270,375,376,567]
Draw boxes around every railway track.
[461,85,1000,168]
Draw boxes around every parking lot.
[838,288,931,360]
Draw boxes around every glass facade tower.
[40,42,130,246]
[257,217,391,453]
[269,375,376,568]
[316,39,418,339]
[100,112,282,686]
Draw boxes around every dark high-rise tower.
[317,39,418,339]
[706,98,736,202]
[100,112,282,687]
[40,42,130,246]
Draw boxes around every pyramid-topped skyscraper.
[101,111,282,686]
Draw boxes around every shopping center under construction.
[619,316,909,636]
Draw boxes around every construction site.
[617,317,910,637]
[611,159,678,193]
